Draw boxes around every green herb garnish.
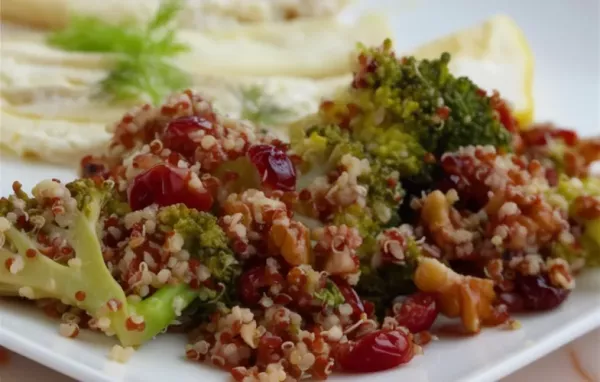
[240,85,294,126]
[48,0,189,104]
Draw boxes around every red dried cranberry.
[521,127,579,147]
[239,266,268,306]
[363,300,376,318]
[336,329,414,373]
[516,275,570,311]
[331,277,364,318]
[128,164,213,211]
[162,116,214,158]
[394,292,439,333]
[247,144,296,191]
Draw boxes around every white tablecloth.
[1,329,598,382]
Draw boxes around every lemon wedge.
[411,14,535,126]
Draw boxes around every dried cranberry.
[239,266,268,306]
[394,292,439,333]
[516,275,570,311]
[521,127,579,147]
[162,116,214,158]
[128,164,213,211]
[336,329,414,373]
[247,144,296,191]
[331,277,364,318]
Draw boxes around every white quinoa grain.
[323,325,343,342]
[109,345,135,363]
[107,226,122,240]
[166,233,185,253]
[59,322,80,338]
[156,269,172,284]
[491,235,503,246]
[97,317,112,331]
[338,303,353,317]
[197,264,211,282]
[201,135,217,150]
[498,202,520,219]
[188,173,206,192]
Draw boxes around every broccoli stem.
[128,283,197,344]
[1,213,198,346]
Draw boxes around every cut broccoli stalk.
[0,218,197,347]
[0,180,199,346]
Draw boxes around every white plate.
[1,0,599,381]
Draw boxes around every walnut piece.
[415,257,498,333]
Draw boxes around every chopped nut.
[415,258,497,333]
[240,320,258,349]
[269,220,310,266]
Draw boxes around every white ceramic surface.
[0,0,599,381]
[2,329,598,382]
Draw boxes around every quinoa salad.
[1,40,599,381]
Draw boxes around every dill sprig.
[240,85,294,126]
[48,0,189,105]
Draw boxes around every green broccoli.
[0,178,237,346]
[156,204,240,285]
[355,264,416,318]
[551,176,600,266]
[290,40,514,251]
[348,40,512,156]
[291,122,405,255]
[355,230,421,317]
[314,280,345,308]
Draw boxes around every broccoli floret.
[551,176,600,266]
[290,40,515,257]
[355,228,422,317]
[0,179,234,347]
[292,123,405,223]
[348,40,512,156]
[355,263,416,318]
[156,204,240,285]
[313,280,345,308]
[331,203,380,255]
